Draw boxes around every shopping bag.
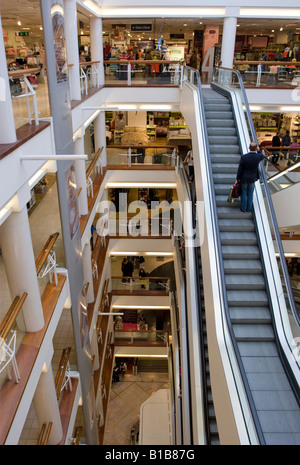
[227,186,233,203]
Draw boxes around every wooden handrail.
[86,147,103,179]
[111,275,172,280]
[234,60,300,67]
[0,292,28,341]
[37,422,53,445]
[262,145,300,150]
[55,347,71,399]
[104,59,182,65]
[107,144,176,149]
[71,426,83,445]
[8,67,41,77]
[35,232,59,275]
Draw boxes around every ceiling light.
[40,27,43,30]
[280,27,283,31]
[106,182,177,188]
[17,21,21,26]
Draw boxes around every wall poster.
[51,3,68,83]
[65,163,79,240]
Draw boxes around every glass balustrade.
[114,329,169,345]
[111,276,171,292]
[106,146,176,166]
[104,60,182,86]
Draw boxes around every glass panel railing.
[104,60,182,86]
[234,61,300,89]
[213,67,300,368]
[114,329,169,345]
[265,159,300,194]
[106,146,176,167]
[111,276,171,292]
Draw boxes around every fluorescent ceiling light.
[100,8,225,18]
[240,8,300,17]
[29,168,46,187]
[110,251,139,256]
[106,182,177,188]
[113,305,170,309]
[280,107,300,112]
[115,354,168,358]
[140,105,172,111]
[84,110,101,128]
[144,252,173,256]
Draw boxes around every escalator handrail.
[216,66,300,331]
[178,159,211,444]
[183,66,265,444]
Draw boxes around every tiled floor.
[104,371,170,445]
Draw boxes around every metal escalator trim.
[178,166,212,445]
[183,67,265,445]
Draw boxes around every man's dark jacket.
[237,150,264,184]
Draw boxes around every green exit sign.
[15,31,29,37]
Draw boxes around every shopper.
[288,137,300,163]
[271,132,281,165]
[183,149,194,183]
[137,142,145,163]
[139,267,147,289]
[120,361,127,375]
[121,257,128,283]
[282,130,291,159]
[236,142,265,213]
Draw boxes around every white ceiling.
[1,1,300,41]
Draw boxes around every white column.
[94,112,107,166]
[33,367,63,445]
[0,15,16,143]
[63,0,81,101]
[90,17,105,86]
[220,16,237,69]
[74,136,89,215]
[82,241,94,304]
[0,207,44,332]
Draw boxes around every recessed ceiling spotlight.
[280,27,283,31]
[17,20,21,26]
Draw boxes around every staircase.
[202,88,300,445]
[137,358,169,373]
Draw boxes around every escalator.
[200,85,300,445]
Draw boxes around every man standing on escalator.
[236,142,265,213]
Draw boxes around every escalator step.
[233,323,275,341]
[206,118,235,127]
[210,145,240,154]
[227,289,269,306]
[205,111,233,119]
[220,231,258,245]
[225,274,265,289]
[223,259,263,273]
[219,219,255,232]
[221,244,260,259]
[229,306,271,324]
